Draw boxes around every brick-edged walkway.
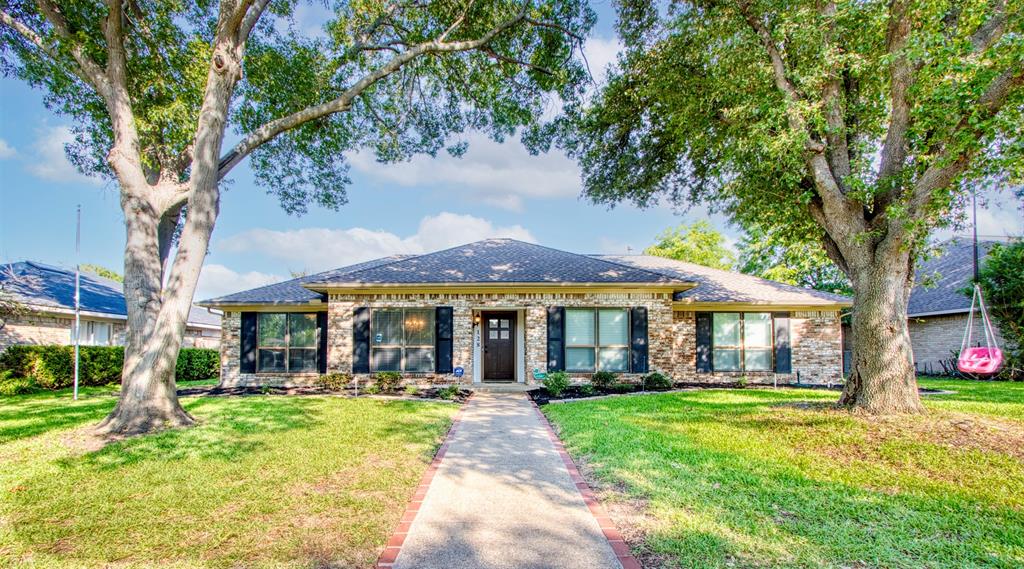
[377,392,637,569]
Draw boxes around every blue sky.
[0,2,1020,300]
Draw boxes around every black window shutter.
[695,312,712,373]
[352,307,371,374]
[317,312,328,374]
[630,307,649,373]
[774,312,792,373]
[435,306,454,373]
[240,312,257,373]
[546,306,565,372]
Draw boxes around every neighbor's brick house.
[905,238,1010,374]
[0,261,221,353]
[199,239,850,387]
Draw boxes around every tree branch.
[33,0,110,95]
[218,6,531,178]
[0,10,64,69]
[239,0,272,41]
[970,0,1007,53]
[907,65,1024,218]
[877,0,912,187]
[819,0,851,181]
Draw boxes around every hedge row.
[0,345,219,389]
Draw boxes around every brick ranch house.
[198,239,851,387]
[0,261,221,352]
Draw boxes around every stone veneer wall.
[217,310,324,387]
[327,292,675,385]
[216,301,844,387]
[670,310,843,385]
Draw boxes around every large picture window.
[371,308,435,372]
[565,308,630,372]
[257,313,318,373]
[712,312,773,372]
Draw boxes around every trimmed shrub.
[543,371,570,397]
[0,370,40,396]
[176,348,220,382]
[592,370,617,389]
[316,372,351,392]
[437,385,460,400]
[578,383,596,397]
[643,372,673,391]
[608,383,636,394]
[0,345,219,389]
[373,371,402,393]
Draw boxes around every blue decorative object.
[374,333,383,343]
[453,367,464,378]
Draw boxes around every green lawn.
[543,378,1024,569]
[0,383,457,568]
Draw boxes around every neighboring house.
[198,239,850,387]
[908,238,1009,374]
[0,261,221,352]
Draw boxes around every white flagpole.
[73,205,81,401]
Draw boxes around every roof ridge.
[314,253,420,280]
[400,239,672,283]
[573,250,683,283]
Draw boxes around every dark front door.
[483,311,516,381]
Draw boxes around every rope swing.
[957,283,1004,375]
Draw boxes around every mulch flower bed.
[176,384,471,402]
[528,383,948,405]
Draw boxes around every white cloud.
[215,212,536,273]
[934,186,1024,241]
[349,132,581,212]
[582,35,622,86]
[0,139,15,159]
[197,264,285,300]
[26,125,102,185]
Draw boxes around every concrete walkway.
[390,392,624,569]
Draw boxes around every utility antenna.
[73,205,81,401]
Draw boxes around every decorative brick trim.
[529,400,643,569]
[376,395,472,568]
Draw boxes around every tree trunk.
[97,31,242,436]
[96,192,196,436]
[838,259,925,414]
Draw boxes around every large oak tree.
[561,0,1022,413]
[1,0,592,434]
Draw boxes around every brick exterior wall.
[670,310,843,386]
[216,294,844,388]
[0,311,128,353]
[908,313,1008,375]
[327,291,675,385]
[1,310,219,355]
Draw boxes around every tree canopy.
[1,0,593,214]
[645,220,735,269]
[737,224,851,294]
[560,0,1023,413]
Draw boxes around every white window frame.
[256,313,318,373]
[370,308,436,373]
[711,312,774,373]
[565,308,631,373]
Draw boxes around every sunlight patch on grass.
[0,389,456,568]
[545,382,1024,569]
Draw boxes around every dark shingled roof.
[594,255,851,305]
[303,239,679,285]
[198,255,412,305]
[908,238,1002,317]
[1,261,219,327]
